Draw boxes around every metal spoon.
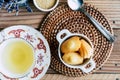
[67,0,115,43]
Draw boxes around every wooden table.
[0,0,120,80]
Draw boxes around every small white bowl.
[56,29,96,73]
[33,0,59,12]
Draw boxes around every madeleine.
[62,52,83,65]
[61,36,81,53]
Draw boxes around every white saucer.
[0,25,51,80]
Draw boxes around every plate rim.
[0,25,51,79]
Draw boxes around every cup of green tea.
[0,38,35,78]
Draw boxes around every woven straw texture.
[40,3,113,77]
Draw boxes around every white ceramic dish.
[0,25,51,80]
[33,0,59,12]
[56,29,96,73]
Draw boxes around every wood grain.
[0,0,119,29]
[0,0,120,79]
[41,74,120,80]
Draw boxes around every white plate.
[0,25,51,80]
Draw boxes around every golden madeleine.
[79,39,92,59]
[62,52,83,65]
[61,36,81,53]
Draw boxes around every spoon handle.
[81,9,115,43]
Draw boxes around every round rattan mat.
[40,3,113,77]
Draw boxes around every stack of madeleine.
[61,36,92,65]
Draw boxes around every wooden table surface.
[0,0,120,80]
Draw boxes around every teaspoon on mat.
[67,0,115,43]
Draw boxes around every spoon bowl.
[68,0,83,10]
[67,0,115,43]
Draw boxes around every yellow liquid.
[2,39,34,74]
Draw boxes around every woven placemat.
[39,3,113,77]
